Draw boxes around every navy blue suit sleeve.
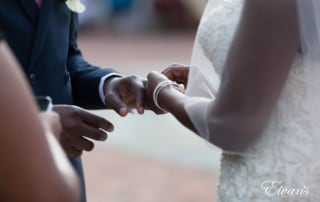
[67,13,116,109]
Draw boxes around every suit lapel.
[18,0,38,23]
[29,0,53,72]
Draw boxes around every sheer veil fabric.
[185,0,220,141]
[296,0,320,141]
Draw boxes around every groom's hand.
[53,105,114,157]
[103,75,146,116]
[162,64,189,87]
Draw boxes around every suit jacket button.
[29,74,37,85]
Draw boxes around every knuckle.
[129,75,137,80]
[123,75,137,84]
[148,71,157,79]
[73,107,82,116]
[68,105,81,116]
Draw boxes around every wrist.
[153,80,182,113]
[103,76,122,93]
[157,85,173,111]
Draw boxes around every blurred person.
[146,0,319,200]
[79,0,134,26]
[79,0,113,27]
[0,1,146,201]
[110,0,157,32]
[182,0,208,20]
[80,0,157,33]
[153,0,198,29]
[0,32,80,202]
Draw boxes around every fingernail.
[104,126,114,132]
[99,135,106,141]
[120,107,127,116]
[110,126,114,132]
[138,107,144,114]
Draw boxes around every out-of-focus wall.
[182,0,208,20]
[79,0,209,32]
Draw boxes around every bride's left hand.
[162,64,189,88]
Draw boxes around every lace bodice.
[196,0,320,201]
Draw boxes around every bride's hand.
[162,64,189,88]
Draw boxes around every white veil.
[185,0,320,141]
[184,0,220,140]
[296,0,320,139]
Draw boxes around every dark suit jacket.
[0,1,116,201]
[0,0,115,108]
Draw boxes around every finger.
[134,85,146,114]
[80,123,108,141]
[173,67,189,78]
[162,68,173,79]
[162,64,187,74]
[67,146,83,157]
[74,137,94,152]
[142,78,148,87]
[105,92,128,116]
[77,109,115,131]
[126,76,146,114]
[162,65,189,83]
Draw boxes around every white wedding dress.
[189,0,320,201]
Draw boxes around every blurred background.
[78,0,222,201]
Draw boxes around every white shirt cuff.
[98,73,122,105]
